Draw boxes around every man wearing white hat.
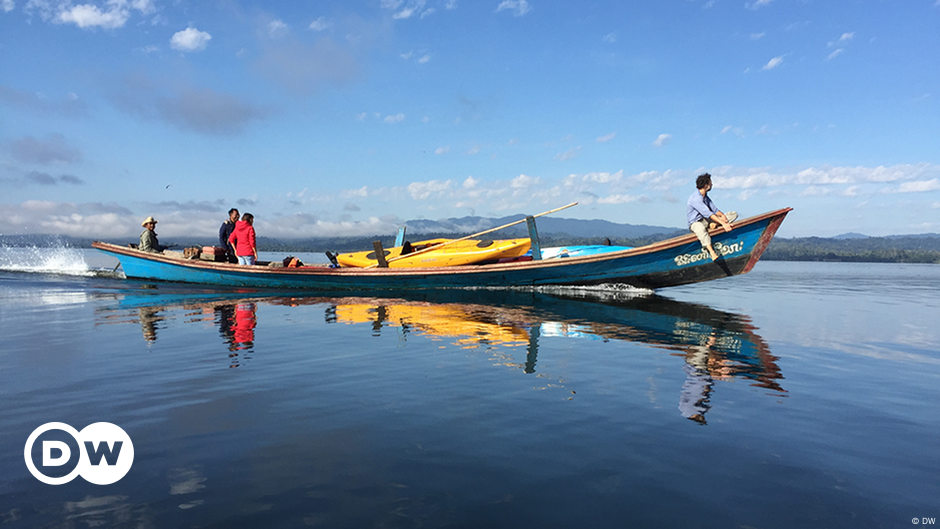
[139,216,165,253]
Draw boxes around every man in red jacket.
[228,213,257,265]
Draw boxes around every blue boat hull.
[93,208,790,291]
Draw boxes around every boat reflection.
[94,284,785,423]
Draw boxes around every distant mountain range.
[2,215,939,263]
[832,232,870,240]
[405,214,682,239]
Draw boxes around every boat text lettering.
[674,241,746,267]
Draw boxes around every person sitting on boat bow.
[139,216,166,253]
[687,173,737,261]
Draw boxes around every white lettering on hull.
[674,241,746,267]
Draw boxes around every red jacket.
[228,220,256,257]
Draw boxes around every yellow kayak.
[336,238,531,268]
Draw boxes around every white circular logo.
[24,422,134,485]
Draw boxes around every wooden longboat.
[92,207,791,291]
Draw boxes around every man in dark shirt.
[219,208,239,263]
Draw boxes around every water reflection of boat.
[330,302,531,348]
[93,282,262,366]
[94,285,784,421]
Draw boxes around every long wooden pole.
[365,202,578,268]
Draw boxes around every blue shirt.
[687,191,719,227]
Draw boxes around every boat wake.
[530,283,655,300]
[0,245,114,278]
[468,282,654,300]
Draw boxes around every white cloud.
[577,171,623,184]
[268,19,289,38]
[597,194,643,205]
[825,33,853,60]
[496,0,531,16]
[596,132,616,143]
[387,0,428,19]
[511,174,541,189]
[309,17,330,31]
[341,186,369,198]
[827,33,854,50]
[652,133,672,147]
[750,32,766,40]
[5,163,939,238]
[2,0,14,13]
[745,0,773,9]
[890,179,940,194]
[435,146,450,154]
[407,179,453,200]
[131,0,154,14]
[762,56,784,70]
[799,186,831,197]
[555,146,581,161]
[418,54,430,63]
[29,0,156,29]
[384,113,405,123]
[267,216,403,238]
[603,33,616,44]
[170,27,211,52]
[714,164,938,190]
[57,3,130,29]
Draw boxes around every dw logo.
[24,422,134,485]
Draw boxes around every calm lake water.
[1,247,938,528]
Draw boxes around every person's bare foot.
[709,250,719,261]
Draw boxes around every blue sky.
[2,0,939,240]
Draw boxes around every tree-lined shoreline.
[3,232,939,264]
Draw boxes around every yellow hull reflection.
[333,302,531,348]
